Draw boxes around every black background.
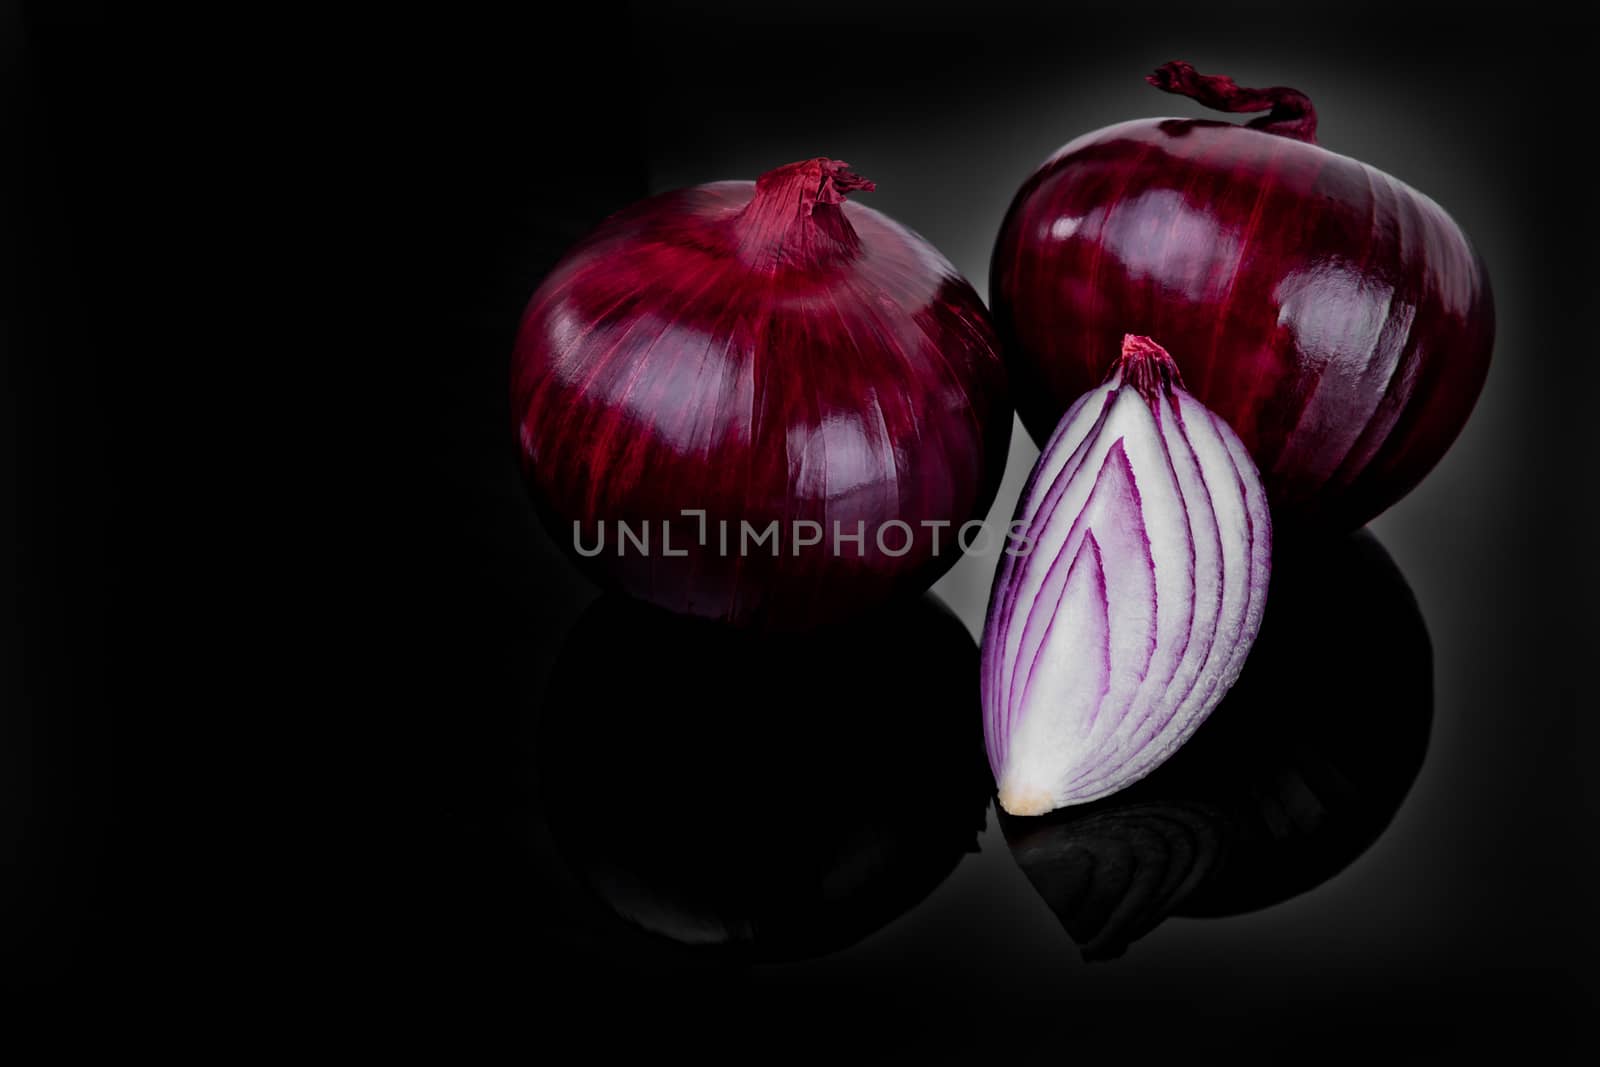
[7,0,1596,1052]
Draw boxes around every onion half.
[982,335,1271,816]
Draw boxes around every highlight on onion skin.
[535,593,990,963]
[991,61,1494,534]
[983,335,1272,817]
[999,530,1432,960]
[513,158,1011,630]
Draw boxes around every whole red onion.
[513,158,1010,628]
[991,62,1494,533]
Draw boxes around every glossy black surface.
[10,0,1591,1052]
[536,595,988,962]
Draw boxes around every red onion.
[982,335,1271,816]
[991,61,1494,532]
[512,158,1010,628]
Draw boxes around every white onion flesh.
[982,336,1272,816]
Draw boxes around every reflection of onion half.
[1000,530,1432,958]
[537,594,991,963]
[1005,802,1222,961]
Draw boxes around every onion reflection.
[537,593,990,963]
[1000,530,1432,960]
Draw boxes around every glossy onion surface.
[514,159,1010,628]
[991,62,1494,533]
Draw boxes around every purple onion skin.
[514,159,1010,629]
[991,62,1494,534]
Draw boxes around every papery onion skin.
[513,158,1010,629]
[991,61,1494,534]
[982,335,1271,817]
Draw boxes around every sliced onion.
[982,335,1271,816]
